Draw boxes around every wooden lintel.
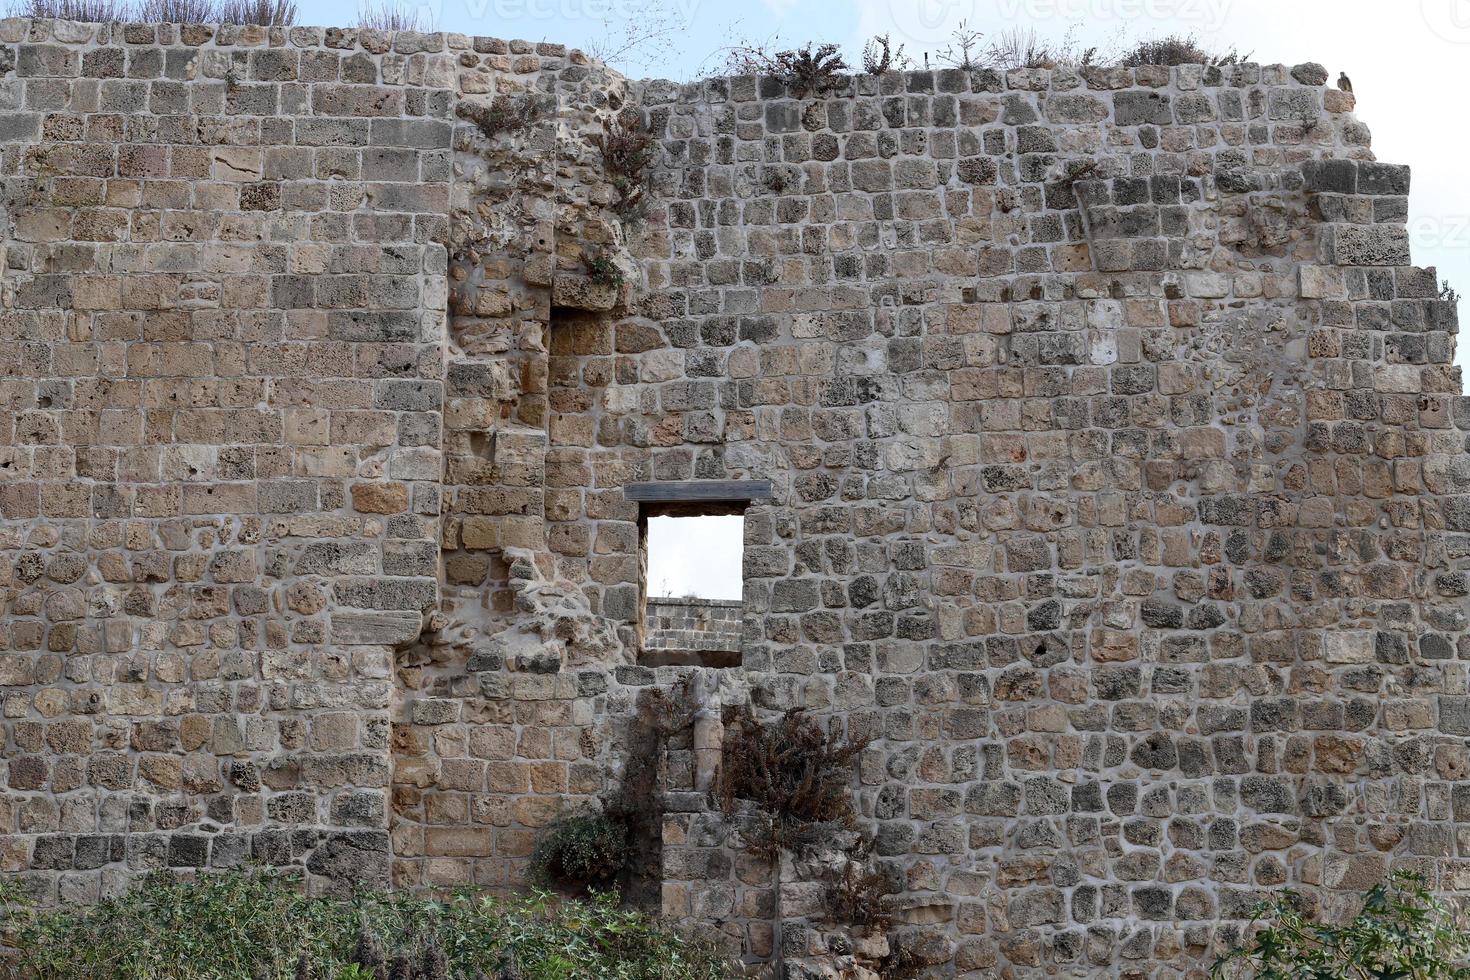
[624,480,774,503]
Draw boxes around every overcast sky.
[646,515,745,599]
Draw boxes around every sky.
[646,515,745,599]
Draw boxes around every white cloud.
[647,515,745,600]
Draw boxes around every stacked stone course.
[644,597,743,660]
[1,17,1468,976]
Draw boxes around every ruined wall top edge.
[3,15,1348,102]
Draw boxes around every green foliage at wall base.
[1213,871,1470,980]
[0,869,735,980]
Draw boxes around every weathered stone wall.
[2,15,1468,977]
[619,60,1469,976]
[644,597,743,659]
[0,17,461,898]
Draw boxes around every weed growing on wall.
[860,34,910,74]
[455,93,547,142]
[356,0,426,31]
[590,108,657,220]
[825,841,897,937]
[530,807,630,890]
[714,706,870,859]
[1119,33,1248,67]
[582,248,625,288]
[722,42,848,97]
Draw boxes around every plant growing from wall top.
[590,108,657,221]
[217,0,294,23]
[1212,871,1470,980]
[861,34,910,74]
[724,42,849,97]
[357,0,428,31]
[935,19,985,70]
[1119,32,1249,67]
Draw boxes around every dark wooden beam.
[624,480,774,503]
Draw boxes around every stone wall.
[2,15,1469,977]
[0,17,461,897]
[644,597,743,662]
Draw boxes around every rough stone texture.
[644,598,743,657]
[2,19,1468,976]
[0,17,458,900]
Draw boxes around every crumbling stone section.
[2,17,1469,977]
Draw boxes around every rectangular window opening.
[639,507,744,668]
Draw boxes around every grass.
[0,868,735,980]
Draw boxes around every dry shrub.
[715,706,871,859]
[588,686,698,908]
[829,862,897,936]
[861,33,909,74]
[580,0,683,72]
[590,107,657,219]
[356,0,427,31]
[724,41,848,97]
[6,0,128,21]
[456,92,545,141]
[217,0,294,24]
[135,0,215,21]
[1119,32,1247,67]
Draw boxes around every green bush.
[1213,870,1470,980]
[0,869,734,980]
[530,808,629,888]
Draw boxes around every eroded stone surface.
[0,20,1465,976]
